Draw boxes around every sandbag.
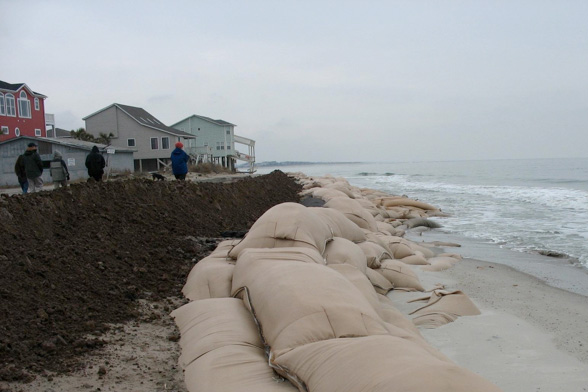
[408,243,436,259]
[365,268,393,295]
[182,256,235,301]
[274,335,502,392]
[327,264,381,314]
[376,221,396,235]
[324,182,357,198]
[324,237,368,273]
[171,298,262,368]
[184,345,298,392]
[357,241,392,269]
[210,239,241,258]
[238,247,326,265]
[400,254,430,266]
[324,197,379,232]
[421,256,460,271]
[310,207,366,243]
[309,187,350,201]
[377,294,422,337]
[375,259,425,291]
[228,203,333,259]
[409,290,481,328]
[231,257,388,358]
[381,197,439,211]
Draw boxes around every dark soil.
[0,170,301,382]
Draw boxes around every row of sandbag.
[173,200,500,391]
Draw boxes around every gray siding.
[173,117,234,158]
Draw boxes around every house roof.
[0,136,137,152]
[0,80,47,98]
[83,103,195,139]
[54,128,73,138]
[172,114,236,128]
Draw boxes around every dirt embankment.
[0,170,301,383]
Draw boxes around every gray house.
[0,136,135,186]
[171,115,256,172]
[83,103,195,172]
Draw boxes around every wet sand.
[390,230,588,391]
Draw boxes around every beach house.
[0,80,48,142]
[171,114,255,172]
[83,103,195,172]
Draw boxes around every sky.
[2,0,588,162]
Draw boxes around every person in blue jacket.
[170,142,189,180]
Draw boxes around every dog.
[151,172,165,181]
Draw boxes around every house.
[0,80,48,142]
[47,127,74,138]
[171,114,256,172]
[0,136,136,187]
[83,103,195,172]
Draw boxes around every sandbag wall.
[172,174,502,392]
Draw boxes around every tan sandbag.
[408,243,436,259]
[171,298,262,368]
[365,268,393,295]
[409,290,481,328]
[274,335,502,392]
[310,187,350,201]
[182,256,235,301]
[184,345,298,392]
[376,259,425,291]
[377,294,422,337]
[388,241,416,259]
[325,182,357,198]
[382,197,439,211]
[228,202,333,259]
[324,237,368,273]
[421,256,460,271]
[385,206,411,219]
[357,241,392,269]
[374,221,393,235]
[231,257,388,358]
[362,230,393,252]
[310,207,366,243]
[324,197,379,232]
[210,239,241,258]
[400,254,430,265]
[328,264,381,315]
[238,247,326,265]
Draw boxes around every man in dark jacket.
[170,142,189,180]
[22,142,44,192]
[14,154,28,194]
[85,145,106,181]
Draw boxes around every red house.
[0,80,47,142]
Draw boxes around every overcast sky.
[2,1,588,162]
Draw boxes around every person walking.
[50,151,70,188]
[22,142,44,192]
[85,145,106,181]
[170,142,190,180]
[14,154,28,194]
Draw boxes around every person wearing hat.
[170,141,189,180]
[50,150,70,188]
[85,145,106,181]
[22,142,44,192]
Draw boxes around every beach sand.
[389,230,588,391]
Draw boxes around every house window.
[1,126,8,135]
[15,127,20,136]
[35,129,42,136]
[226,129,230,135]
[0,93,5,116]
[34,98,40,110]
[227,143,231,150]
[6,94,16,116]
[127,138,136,147]
[161,137,170,149]
[18,91,31,118]
[151,137,159,150]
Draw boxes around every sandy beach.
[389,235,588,391]
[2,171,588,391]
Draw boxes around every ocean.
[257,158,588,273]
